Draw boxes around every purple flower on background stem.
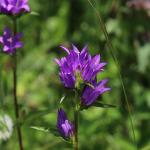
[81,79,111,106]
[57,108,74,139]
[0,0,30,15]
[55,45,107,88]
[127,0,150,12]
[0,27,23,54]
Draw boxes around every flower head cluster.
[55,45,110,107]
[0,0,30,16]
[55,45,106,89]
[0,27,23,54]
[57,108,74,139]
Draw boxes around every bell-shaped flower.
[81,78,111,106]
[57,108,74,139]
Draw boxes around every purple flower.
[127,0,150,13]
[0,0,30,15]
[57,108,74,139]
[81,79,111,106]
[55,45,107,88]
[0,27,23,54]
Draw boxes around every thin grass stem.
[86,0,137,148]
[12,18,24,150]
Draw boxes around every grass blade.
[86,0,137,148]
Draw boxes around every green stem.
[73,90,79,150]
[12,18,24,150]
[86,0,137,148]
[74,109,79,150]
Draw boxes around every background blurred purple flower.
[57,108,74,139]
[0,27,23,54]
[0,0,30,15]
[127,0,150,9]
[81,79,110,106]
[55,45,106,88]
[127,0,150,16]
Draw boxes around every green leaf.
[80,102,117,111]
[30,126,49,132]
[93,102,117,108]
[30,126,73,143]
[31,126,60,137]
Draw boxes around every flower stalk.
[73,90,79,150]
[73,109,79,150]
[55,45,110,149]
[12,18,24,150]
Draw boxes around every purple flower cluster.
[0,0,30,15]
[57,108,74,139]
[56,45,110,139]
[55,45,106,88]
[0,0,28,54]
[0,28,23,54]
[55,45,110,106]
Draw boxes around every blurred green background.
[0,0,150,150]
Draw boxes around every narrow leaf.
[93,102,117,108]
[60,95,66,104]
[31,126,60,137]
[30,126,49,133]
